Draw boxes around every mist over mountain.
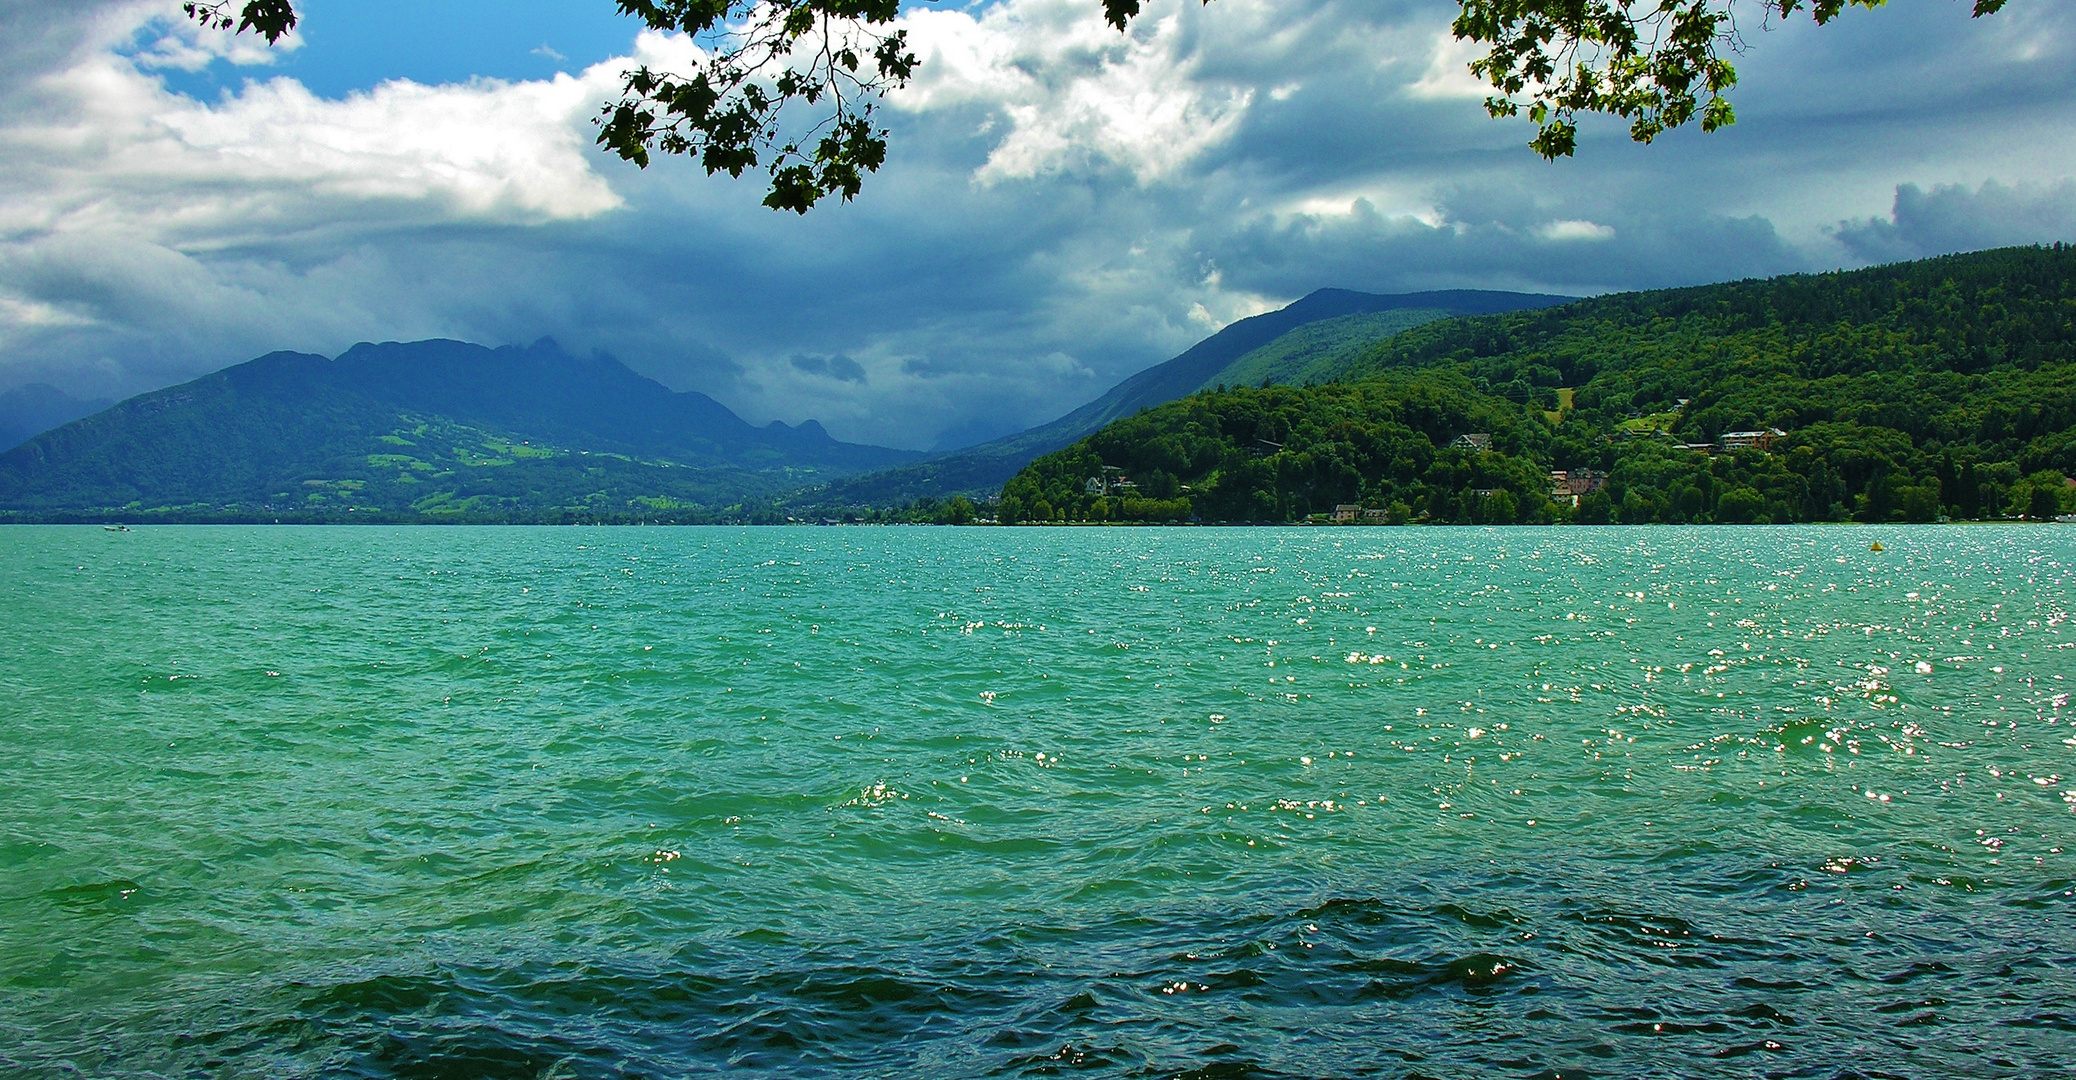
[0,384,111,453]
[796,288,1573,510]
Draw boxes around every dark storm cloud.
[1192,189,1805,299]
[791,353,868,383]
[1836,181,2076,263]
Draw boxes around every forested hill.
[999,245,2076,525]
[0,338,918,522]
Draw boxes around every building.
[1450,433,1494,452]
[1084,465,1134,496]
[1363,508,1388,523]
[1550,468,1608,506]
[1717,427,1787,453]
[1332,504,1362,522]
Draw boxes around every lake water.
[1,524,2072,1078]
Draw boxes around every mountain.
[0,384,111,452]
[0,338,919,522]
[999,245,2076,525]
[793,288,1572,509]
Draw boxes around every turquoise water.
[1,524,2072,1078]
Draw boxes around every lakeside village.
[824,421,1817,526]
[1066,425,1792,526]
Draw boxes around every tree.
[1454,0,2010,159]
[188,0,2009,207]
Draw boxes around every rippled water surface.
[3,524,2073,1078]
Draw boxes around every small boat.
[103,524,130,532]
[2057,514,2076,524]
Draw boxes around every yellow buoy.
[1869,541,1884,552]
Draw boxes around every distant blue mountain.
[0,383,111,452]
[310,338,904,468]
[0,338,918,521]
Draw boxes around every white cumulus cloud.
[155,72,621,222]
[1537,219,1616,242]
[895,0,1258,185]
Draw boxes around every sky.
[1,0,2073,451]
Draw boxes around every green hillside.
[2,400,797,524]
[1000,245,2076,525]
[1206,309,1448,390]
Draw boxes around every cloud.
[4,19,624,237]
[895,0,1259,184]
[0,3,637,392]
[123,9,303,71]
[1835,180,2076,263]
[1536,219,1616,242]
[158,74,620,220]
[0,0,2074,452]
[1191,184,1805,300]
[790,353,868,383]
[1405,29,1487,100]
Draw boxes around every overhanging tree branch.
[1453,0,2011,159]
[600,0,915,212]
[181,0,297,44]
[186,0,2012,205]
